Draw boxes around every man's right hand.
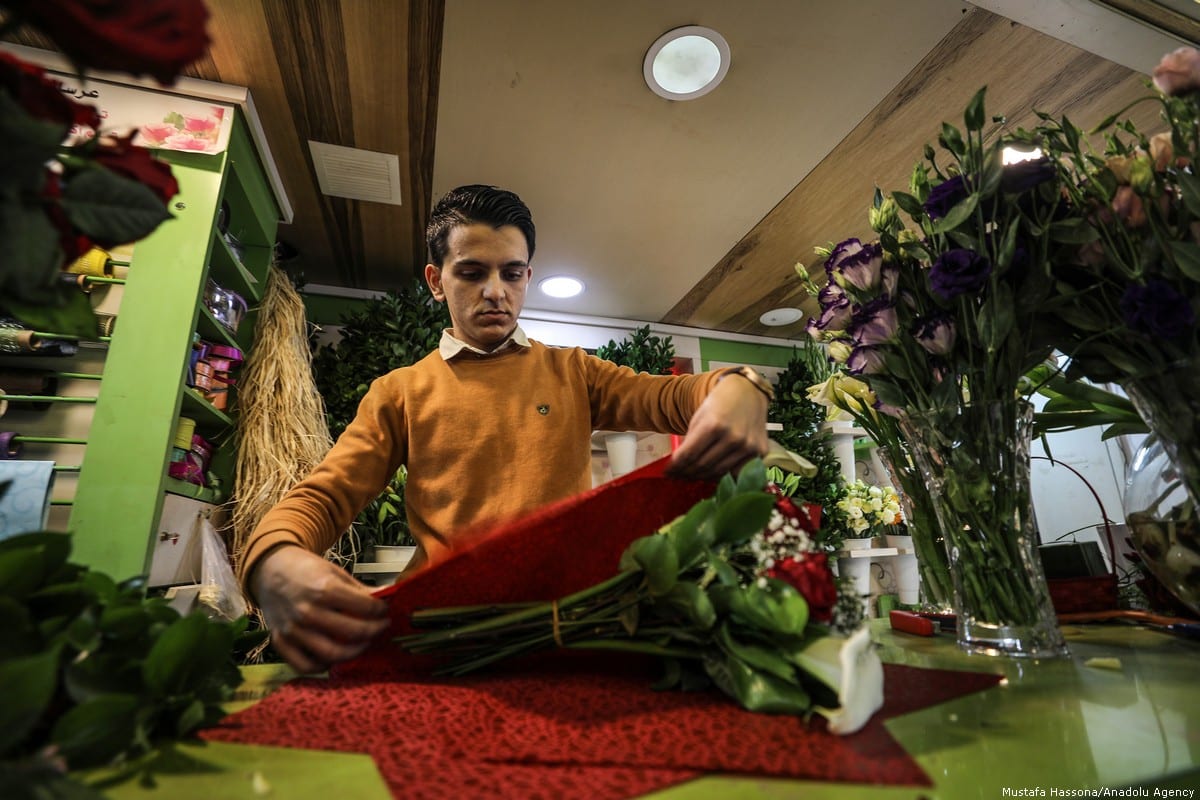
[249,545,390,674]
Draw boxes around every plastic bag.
[196,513,248,621]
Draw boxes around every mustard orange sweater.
[238,340,724,586]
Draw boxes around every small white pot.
[894,553,921,605]
[837,555,872,595]
[604,431,639,478]
[885,533,914,550]
[373,545,416,567]
[843,537,876,551]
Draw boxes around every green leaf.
[6,289,101,340]
[625,535,679,596]
[715,473,736,504]
[658,581,717,629]
[175,698,207,737]
[0,646,62,757]
[1166,239,1200,282]
[64,652,144,702]
[963,86,987,132]
[931,192,979,234]
[142,613,209,697]
[711,492,777,546]
[0,91,67,190]
[892,190,925,218]
[51,693,140,767]
[60,169,173,246]
[1177,169,1200,217]
[704,653,811,715]
[716,623,796,682]
[939,122,966,157]
[0,195,64,304]
[734,458,767,495]
[661,498,716,568]
[977,282,1015,352]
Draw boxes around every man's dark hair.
[426,184,536,266]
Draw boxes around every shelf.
[181,385,233,431]
[196,305,241,350]
[209,229,262,304]
[163,476,226,504]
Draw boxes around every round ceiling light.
[538,275,585,298]
[644,26,730,101]
[759,307,804,327]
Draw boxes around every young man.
[242,185,773,673]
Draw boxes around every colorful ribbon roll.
[64,247,113,277]
[0,369,60,411]
[0,389,6,419]
[0,431,22,459]
[60,272,95,293]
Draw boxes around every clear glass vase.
[899,400,1069,658]
[1124,436,1200,616]
[875,443,954,610]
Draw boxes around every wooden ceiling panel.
[663,7,1163,337]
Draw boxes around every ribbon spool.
[0,431,23,459]
[60,272,94,294]
[95,313,117,337]
[0,389,7,419]
[0,369,59,411]
[173,417,196,450]
[65,247,113,277]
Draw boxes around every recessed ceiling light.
[644,26,730,101]
[759,307,803,327]
[539,275,585,298]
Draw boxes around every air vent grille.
[307,140,402,205]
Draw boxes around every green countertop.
[86,620,1200,799]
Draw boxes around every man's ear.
[424,264,445,301]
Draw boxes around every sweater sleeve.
[236,371,408,589]
[583,352,725,434]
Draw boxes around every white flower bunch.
[836,480,902,538]
[749,506,815,587]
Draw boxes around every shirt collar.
[439,325,530,360]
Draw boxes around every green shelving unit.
[68,111,282,579]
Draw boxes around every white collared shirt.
[438,325,531,360]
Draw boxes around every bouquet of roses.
[398,459,884,735]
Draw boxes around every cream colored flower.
[789,626,885,735]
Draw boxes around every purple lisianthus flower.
[827,238,884,292]
[1120,279,1196,340]
[923,175,966,220]
[881,261,899,297]
[1000,158,1056,194]
[874,400,903,418]
[912,313,956,355]
[847,344,887,375]
[930,248,991,301]
[811,284,853,332]
[850,297,899,345]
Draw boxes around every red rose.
[0,51,99,129]
[40,170,94,265]
[767,553,837,623]
[92,133,179,203]
[9,0,211,85]
[774,496,822,534]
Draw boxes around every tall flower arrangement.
[1032,47,1200,512]
[0,0,209,335]
[803,88,1072,656]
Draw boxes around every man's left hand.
[666,372,770,480]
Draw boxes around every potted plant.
[310,280,450,564]
[594,326,675,476]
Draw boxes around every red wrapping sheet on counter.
[204,457,1002,799]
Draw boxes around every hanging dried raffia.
[230,265,344,571]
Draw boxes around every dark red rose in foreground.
[40,170,94,265]
[9,0,211,85]
[0,51,100,129]
[767,553,837,623]
[92,133,179,203]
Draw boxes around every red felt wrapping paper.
[205,456,1003,798]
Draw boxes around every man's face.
[425,223,532,351]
